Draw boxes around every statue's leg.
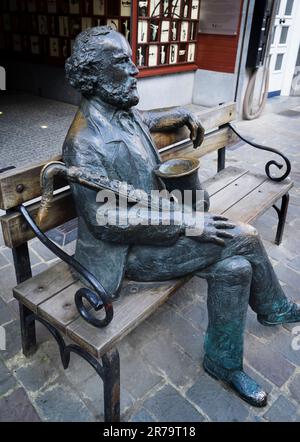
[197,256,267,407]
[217,223,300,325]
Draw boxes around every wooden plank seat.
[12,166,293,359]
[0,102,293,422]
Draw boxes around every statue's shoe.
[257,302,300,326]
[203,355,268,407]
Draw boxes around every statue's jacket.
[63,96,182,297]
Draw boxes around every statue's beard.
[97,81,139,110]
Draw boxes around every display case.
[134,0,200,71]
[0,0,200,74]
[0,0,132,63]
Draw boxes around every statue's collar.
[87,96,134,123]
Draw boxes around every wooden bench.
[0,102,293,422]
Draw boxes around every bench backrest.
[0,102,236,249]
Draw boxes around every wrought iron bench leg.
[19,303,37,357]
[273,193,290,246]
[102,349,120,422]
[20,312,120,422]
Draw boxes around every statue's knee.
[217,256,252,281]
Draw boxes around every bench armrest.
[228,122,291,182]
[19,204,113,328]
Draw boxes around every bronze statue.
[61,27,300,408]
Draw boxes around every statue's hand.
[183,110,205,149]
[194,214,236,247]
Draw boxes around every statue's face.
[94,33,139,109]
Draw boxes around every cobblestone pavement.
[1,93,300,422]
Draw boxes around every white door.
[268,0,295,95]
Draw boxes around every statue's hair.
[65,26,114,95]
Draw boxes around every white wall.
[137,71,194,110]
[281,0,300,95]
[192,69,236,106]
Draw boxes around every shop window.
[134,0,200,74]
[0,0,200,75]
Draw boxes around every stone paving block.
[1,320,22,361]
[0,388,40,422]
[130,407,155,422]
[264,395,299,422]
[268,328,300,366]
[245,310,280,341]
[0,252,9,269]
[180,299,208,332]
[149,305,205,363]
[14,353,57,392]
[64,351,102,385]
[30,241,59,262]
[77,373,134,420]
[243,363,274,394]
[34,380,95,422]
[186,372,250,422]
[288,373,300,403]
[0,296,14,325]
[141,334,202,389]
[166,276,207,311]
[274,264,300,288]
[120,343,163,399]
[0,265,16,303]
[142,384,204,422]
[244,333,295,387]
[31,262,51,276]
[125,318,159,350]
[0,359,16,396]
[288,255,300,272]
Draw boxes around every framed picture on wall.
[38,15,48,35]
[81,16,92,30]
[47,0,56,13]
[120,0,131,17]
[30,35,40,54]
[59,16,69,36]
[69,0,80,14]
[27,0,36,12]
[106,18,119,32]
[93,0,105,15]
[148,44,158,66]
[49,37,59,56]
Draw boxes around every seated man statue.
[63,26,300,408]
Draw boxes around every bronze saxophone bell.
[154,157,210,211]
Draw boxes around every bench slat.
[203,166,249,197]
[152,102,236,150]
[15,269,190,358]
[65,278,190,357]
[0,155,65,211]
[13,261,77,313]
[161,127,236,161]
[223,178,293,223]
[209,171,267,215]
[1,191,76,248]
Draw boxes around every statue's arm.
[140,108,205,149]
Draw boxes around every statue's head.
[66,26,139,109]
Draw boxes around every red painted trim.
[131,0,138,64]
[196,0,244,74]
[137,64,198,78]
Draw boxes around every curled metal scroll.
[19,204,113,328]
[229,123,291,182]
